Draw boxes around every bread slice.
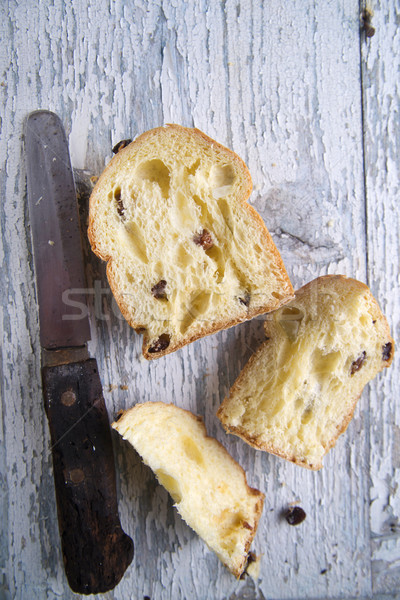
[217,275,394,470]
[88,125,293,359]
[112,402,265,577]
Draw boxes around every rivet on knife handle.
[42,358,134,594]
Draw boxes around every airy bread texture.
[88,125,293,359]
[112,402,265,577]
[217,275,394,470]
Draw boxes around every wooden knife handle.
[42,358,133,594]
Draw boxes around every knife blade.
[25,110,133,594]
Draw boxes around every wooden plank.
[0,0,397,598]
[361,0,400,594]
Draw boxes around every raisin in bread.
[88,125,293,359]
[217,275,394,470]
[112,402,264,577]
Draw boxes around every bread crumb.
[120,385,129,390]
[114,409,124,422]
[246,553,262,580]
[288,499,301,506]
[108,384,118,391]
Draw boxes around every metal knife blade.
[25,110,90,350]
[25,110,133,594]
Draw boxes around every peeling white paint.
[69,103,91,170]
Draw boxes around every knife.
[25,110,134,594]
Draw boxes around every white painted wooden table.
[1,2,399,599]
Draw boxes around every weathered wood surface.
[0,1,398,599]
[362,2,400,596]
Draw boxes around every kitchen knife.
[25,110,133,594]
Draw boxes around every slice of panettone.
[218,275,394,469]
[112,401,264,577]
[88,124,293,358]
